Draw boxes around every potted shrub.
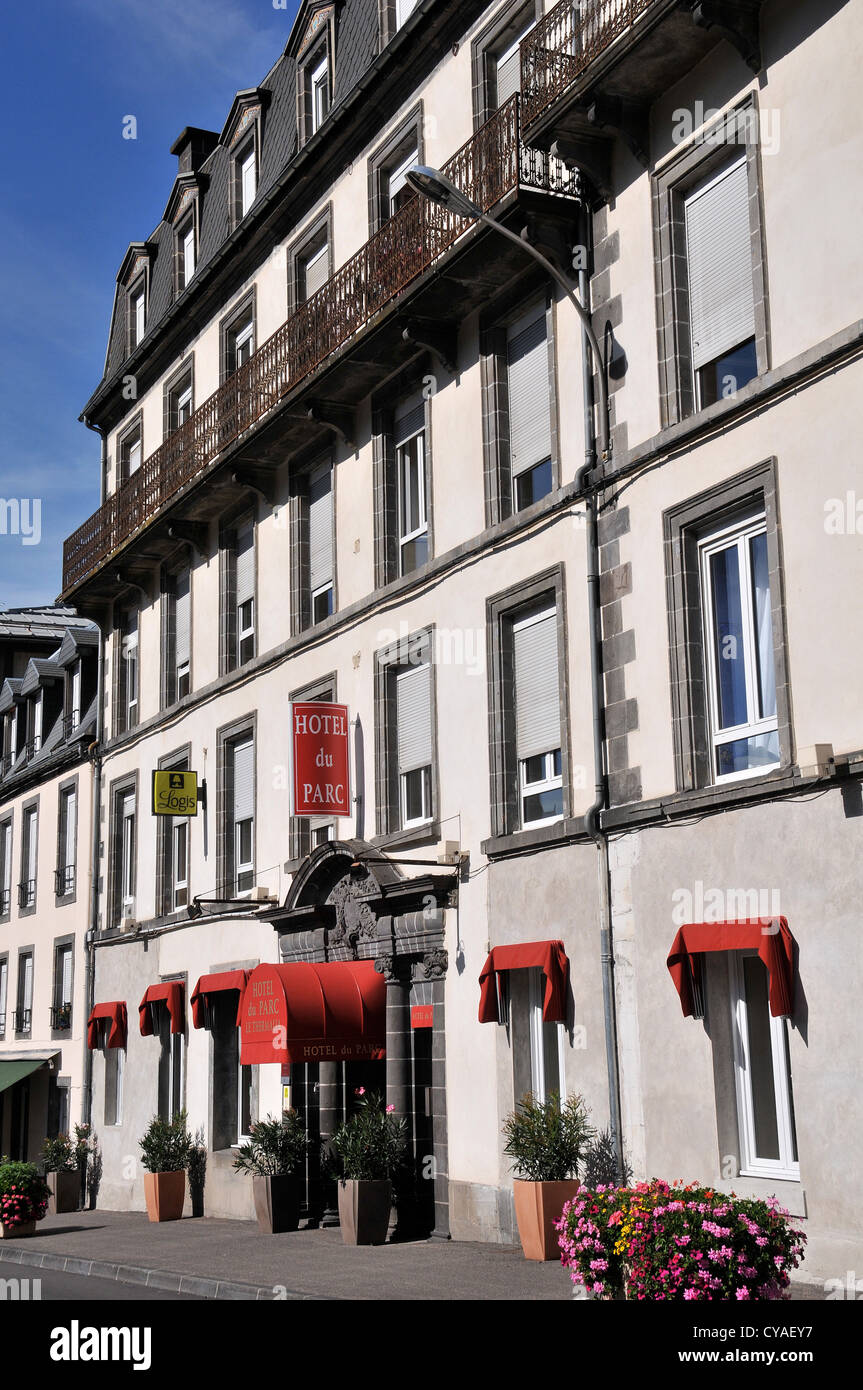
[330,1089,407,1246]
[0,1158,50,1238]
[139,1111,191,1223]
[502,1091,594,1261]
[232,1113,309,1234]
[41,1134,79,1214]
[556,1179,807,1300]
[188,1126,207,1219]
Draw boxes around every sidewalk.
[0,1209,573,1300]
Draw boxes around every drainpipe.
[573,196,624,1181]
[79,416,107,506]
[81,625,104,1141]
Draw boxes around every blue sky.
[0,0,300,610]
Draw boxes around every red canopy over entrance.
[87,1001,127,1050]
[667,918,795,1018]
[240,961,386,1065]
[478,940,569,1023]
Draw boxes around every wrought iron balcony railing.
[14,1007,32,1033]
[51,1002,73,1031]
[62,96,577,595]
[55,865,76,896]
[520,0,658,126]
[0,887,9,915]
[18,879,36,910]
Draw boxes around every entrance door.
[10,1078,29,1159]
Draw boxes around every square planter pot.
[143,1171,186,1223]
[252,1175,300,1234]
[47,1169,80,1215]
[513,1179,581,1261]
[337,1179,391,1246]
[1,1220,36,1239]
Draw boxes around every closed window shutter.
[685,157,754,371]
[395,393,425,445]
[23,955,33,1009]
[304,243,330,298]
[236,521,255,607]
[507,306,551,476]
[309,464,333,592]
[64,791,76,872]
[387,147,418,208]
[60,948,72,1004]
[496,23,533,107]
[514,608,561,760]
[397,661,432,773]
[175,570,191,667]
[233,738,254,825]
[27,811,38,881]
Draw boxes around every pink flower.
[354,1087,366,1096]
[386,1104,395,1113]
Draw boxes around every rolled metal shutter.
[514,607,560,760]
[685,156,754,371]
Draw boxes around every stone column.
[318,1061,340,1227]
[424,952,450,1240]
[376,954,413,1238]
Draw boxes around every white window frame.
[231,317,254,373]
[70,659,82,731]
[512,605,563,829]
[22,807,38,908]
[158,1002,185,1121]
[400,764,432,830]
[172,818,189,910]
[20,952,33,1028]
[528,967,566,1104]
[311,55,330,133]
[301,241,329,302]
[728,951,799,1181]
[397,426,427,574]
[396,0,418,29]
[59,786,76,896]
[54,944,73,1014]
[175,381,193,428]
[240,147,256,217]
[0,958,7,1032]
[32,690,43,753]
[387,145,419,217]
[105,1043,125,1126]
[131,288,145,348]
[231,735,255,897]
[0,821,11,914]
[120,792,136,918]
[124,612,139,727]
[181,221,196,288]
[494,20,534,108]
[698,511,778,785]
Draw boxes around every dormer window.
[70,660,82,733]
[222,90,266,230]
[311,54,330,133]
[177,217,196,291]
[128,281,146,352]
[32,691,43,755]
[293,5,336,148]
[240,143,257,217]
[396,0,418,28]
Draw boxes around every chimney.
[170,127,219,175]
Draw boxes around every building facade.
[57,0,862,1282]
[0,607,99,1160]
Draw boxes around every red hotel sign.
[291,701,351,817]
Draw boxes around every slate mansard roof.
[96,0,381,397]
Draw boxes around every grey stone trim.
[597,503,630,547]
[54,773,80,907]
[470,0,543,128]
[370,820,441,852]
[287,672,338,861]
[663,457,792,792]
[156,743,192,919]
[17,794,39,919]
[106,770,138,929]
[374,626,439,839]
[652,94,770,430]
[218,287,257,384]
[366,102,424,235]
[485,565,571,839]
[286,202,334,316]
[594,494,639,805]
[216,712,257,898]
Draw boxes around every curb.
[0,1243,326,1301]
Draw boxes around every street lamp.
[405,165,609,459]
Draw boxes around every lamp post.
[405,166,610,459]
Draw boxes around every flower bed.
[0,1160,50,1231]
[556,1180,806,1301]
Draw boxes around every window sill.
[371,821,440,852]
[481,818,582,861]
[711,1173,805,1219]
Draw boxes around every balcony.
[51,1002,72,1031]
[55,865,76,897]
[14,1007,31,1034]
[519,0,763,195]
[17,879,36,910]
[62,97,578,599]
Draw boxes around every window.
[177,217,196,292]
[225,734,255,896]
[31,690,43,755]
[52,944,73,1032]
[56,786,77,898]
[117,607,139,733]
[512,607,563,827]
[104,1045,125,1126]
[385,144,418,219]
[69,659,82,732]
[298,237,330,304]
[698,511,779,782]
[729,952,798,1180]
[220,514,256,673]
[505,966,565,1104]
[0,818,11,917]
[236,518,255,664]
[211,992,254,1147]
[165,366,194,436]
[507,302,553,511]
[369,110,424,233]
[128,281,146,352]
[159,754,191,915]
[396,0,418,27]
[472,3,538,126]
[0,957,7,1036]
[684,157,757,408]
[376,631,437,839]
[222,300,255,380]
[395,395,428,575]
[652,99,768,427]
[311,54,330,134]
[308,461,334,625]
[288,679,338,859]
[19,805,38,911]
[15,952,33,1035]
[111,784,136,926]
[157,1000,184,1121]
[238,143,257,219]
[164,567,192,705]
[494,21,532,109]
[119,420,143,484]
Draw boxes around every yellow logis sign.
[152,770,199,817]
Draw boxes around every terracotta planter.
[337,1179,391,1246]
[513,1179,581,1261]
[143,1170,186,1223]
[47,1169,80,1215]
[0,1220,36,1239]
[252,1175,300,1234]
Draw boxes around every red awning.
[478,940,569,1023]
[190,971,250,1029]
[240,961,386,1065]
[667,918,795,1019]
[139,982,186,1036]
[87,1001,127,1050]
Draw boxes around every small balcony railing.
[0,887,9,915]
[62,96,577,595]
[51,1002,73,1031]
[520,0,658,126]
[14,1007,31,1033]
[55,865,76,896]
[18,879,36,910]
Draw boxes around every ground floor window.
[157,1005,184,1121]
[507,967,565,1104]
[729,951,798,1180]
[212,993,254,1148]
[104,1046,125,1127]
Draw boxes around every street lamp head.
[405,165,482,220]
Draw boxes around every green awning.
[0,1058,51,1093]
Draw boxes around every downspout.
[79,416,107,506]
[573,196,624,1180]
[81,627,103,1142]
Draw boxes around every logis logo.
[50,1322,152,1372]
